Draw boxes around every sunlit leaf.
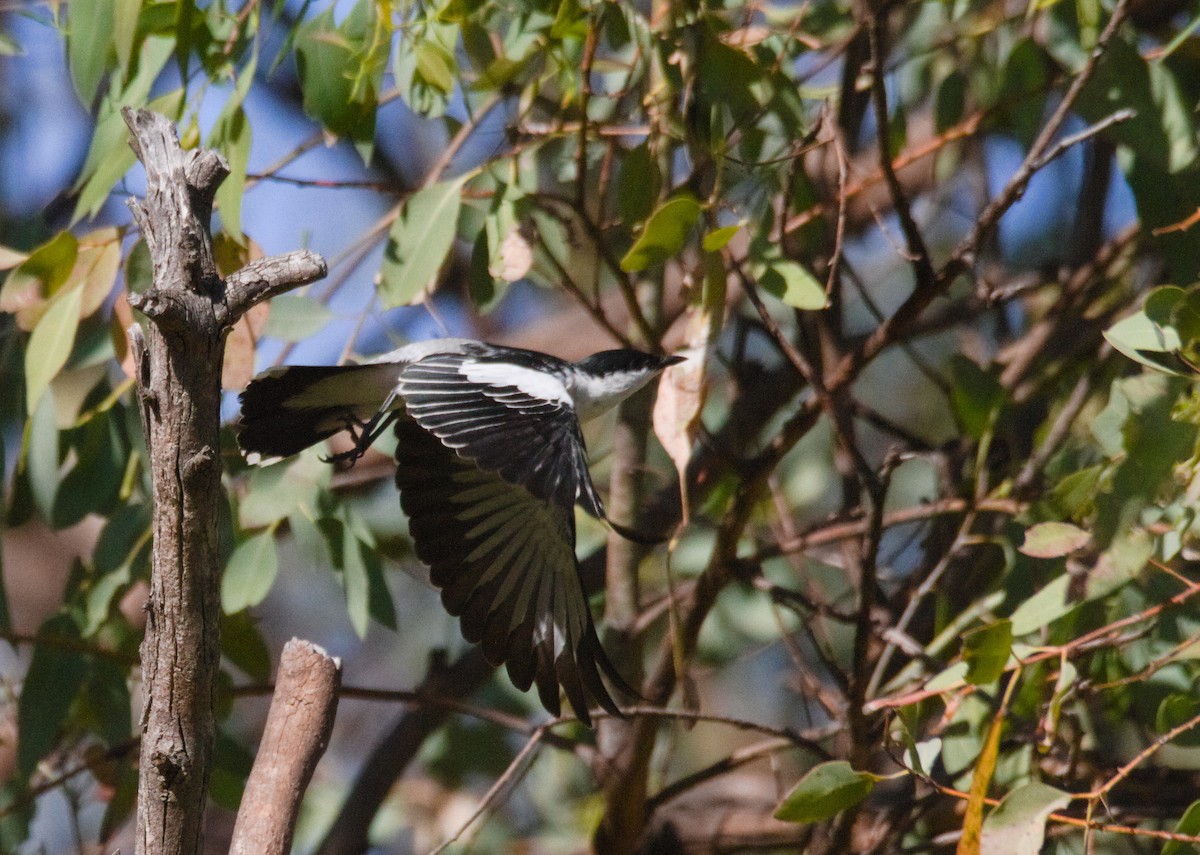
[1008,576,1073,637]
[67,0,116,106]
[262,294,335,341]
[620,194,703,272]
[25,284,83,415]
[1019,522,1089,558]
[295,1,380,155]
[978,783,1070,855]
[212,101,252,240]
[0,231,79,331]
[759,261,828,310]
[379,176,467,307]
[702,223,742,252]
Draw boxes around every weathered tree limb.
[122,107,326,855]
[230,639,341,855]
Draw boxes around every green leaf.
[71,37,178,223]
[18,614,89,777]
[1163,800,1200,855]
[949,355,1005,439]
[774,761,877,824]
[212,102,252,240]
[935,69,967,133]
[221,530,279,613]
[343,526,370,638]
[67,0,116,106]
[998,38,1050,148]
[295,2,380,154]
[238,452,329,529]
[1019,522,1089,558]
[24,391,59,524]
[702,223,742,253]
[1008,575,1072,636]
[81,661,132,749]
[0,448,8,633]
[210,729,254,812]
[1155,694,1200,747]
[25,284,83,415]
[221,611,272,681]
[1105,309,1186,374]
[0,231,79,329]
[262,294,335,341]
[620,194,703,272]
[759,261,829,310]
[414,41,456,93]
[56,409,125,528]
[617,142,659,224]
[978,783,1071,855]
[112,0,141,78]
[1077,38,1198,176]
[379,177,467,308]
[961,620,1013,686]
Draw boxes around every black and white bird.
[235,338,683,725]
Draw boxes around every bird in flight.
[236,338,683,725]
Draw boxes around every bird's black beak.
[661,354,687,368]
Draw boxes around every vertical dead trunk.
[122,108,326,855]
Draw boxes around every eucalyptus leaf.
[620,194,702,272]
[774,761,877,823]
[17,614,89,778]
[379,177,467,307]
[221,530,279,613]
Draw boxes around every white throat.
[569,370,659,423]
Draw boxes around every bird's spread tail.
[236,363,401,465]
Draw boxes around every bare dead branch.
[229,639,341,855]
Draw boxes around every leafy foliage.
[4,0,1200,852]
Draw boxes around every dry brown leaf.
[489,226,533,283]
[222,300,270,391]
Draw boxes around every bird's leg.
[322,392,401,466]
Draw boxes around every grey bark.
[122,108,326,855]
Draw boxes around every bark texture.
[230,639,341,855]
[123,108,325,855]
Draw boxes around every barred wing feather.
[398,354,605,518]
[393,418,633,725]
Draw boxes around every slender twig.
[429,725,550,855]
[865,8,935,290]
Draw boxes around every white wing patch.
[462,362,572,407]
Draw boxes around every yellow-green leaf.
[759,261,828,310]
[620,194,702,272]
[25,285,84,415]
[961,620,1013,686]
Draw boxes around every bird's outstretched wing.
[397,353,605,518]
[394,417,635,725]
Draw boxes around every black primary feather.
[393,416,635,725]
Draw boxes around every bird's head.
[569,349,686,420]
